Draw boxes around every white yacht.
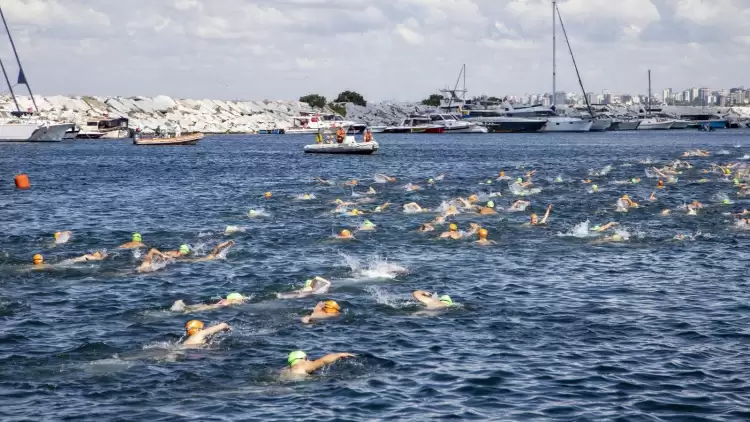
[426,113,487,133]
[0,112,73,142]
[504,105,593,132]
[637,117,674,130]
[286,112,365,134]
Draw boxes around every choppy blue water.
[1,131,750,421]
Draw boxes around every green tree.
[421,94,442,107]
[334,91,366,106]
[299,94,327,109]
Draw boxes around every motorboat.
[637,117,673,130]
[369,126,386,133]
[501,105,592,132]
[79,117,131,139]
[426,113,487,133]
[589,118,612,132]
[0,117,74,142]
[615,118,641,130]
[304,134,378,154]
[383,116,444,133]
[285,112,366,134]
[461,109,546,133]
[133,132,203,145]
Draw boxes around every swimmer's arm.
[307,353,356,371]
[600,222,618,231]
[412,290,433,304]
[541,205,552,224]
[312,277,331,292]
[202,240,236,260]
[198,323,231,339]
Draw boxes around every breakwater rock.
[0,94,427,133]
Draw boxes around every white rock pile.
[0,94,427,133]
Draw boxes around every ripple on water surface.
[1,132,750,420]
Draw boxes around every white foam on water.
[340,253,408,280]
[556,220,597,238]
[364,286,413,308]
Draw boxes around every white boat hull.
[443,124,488,133]
[304,139,379,154]
[616,120,641,130]
[286,128,320,134]
[638,119,673,130]
[589,118,612,132]
[670,120,690,129]
[0,122,74,142]
[541,118,593,132]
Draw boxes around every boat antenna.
[445,64,465,110]
[0,54,20,112]
[647,69,652,115]
[555,3,594,118]
[0,6,37,112]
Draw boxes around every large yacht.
[285,112,366,134]
[461,109,547,133]
[0,111,73,142]
[637,117,674,130]
[426,113,487,133]
[502,104,593,132]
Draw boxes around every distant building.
[690,87,699,102]
[662,88,672,105]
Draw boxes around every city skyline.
[0,0,748,101]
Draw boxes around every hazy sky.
[0,0,747,101]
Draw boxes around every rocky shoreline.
[0,94,428,134]
[2,94,749,134]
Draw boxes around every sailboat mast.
[0,54,20,112]
[552,0,556,108]
[0,6,37,112]
[555,3,594,117]
[647,69,652,114]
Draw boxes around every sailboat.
[637,69,674,130]
[541,1,592,133]
[0,6,73,142]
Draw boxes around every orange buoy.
[15,174,30,189]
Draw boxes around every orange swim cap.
[469,195,478,202]
[185,319,204,336]
[323,300,340,314]
[264,192,272,198]
[449,223,458,231]
[478,228,488,238]
[340,229,352,238]
[32,254,43,264]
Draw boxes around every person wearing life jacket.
[336,126,346,143]
[315,129,323,144]
[182,320,231,347]
[301,300,342,324]
[363,128,373,142]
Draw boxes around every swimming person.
[530,204,552,226]
[510,200,531,211]
[182,320,231,348]
[59,250,108,265]
[337,229,354,240]
[440,223,463,239]
[475,228,495,245]
[276,276,331,299]
[179,240,235,262]
[300,300,341,324]
[412,290,454,309]
[285,350,356,376]
[53,231,72,245]
[119,233,146,249]
[590,222,618,232]
[478,201,497,215]
[358,220,376,231]
[170,292,247,312]
[419,223,435,232]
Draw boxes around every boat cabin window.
[87,122,99,127]
[429,115,445,122]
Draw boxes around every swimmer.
[343,179,358,187]
[419,223,435,232]
[182,320,231,348]
[264,191,272,199]
[475,228,495,245]
[649,191,657,201]
[590,184,599,193]
[119,232,146,249]
[404,183,420,192]
[358,220,376,231]
[372,202,391,213]
[299,193,314,201]
[337,229,354,240]
[442,204,460,217]
[301,300,341,324]
[618,194,639,210]
[657,179,664,188]
[432,215,446,225]
[529,204,552,226]
[285,350,356,376]
[373,173,397,183]
[29,254,52,270]
[59,250,108,265]
[346,208,365,217]
[367,186,377,195]
[403,202,424,213]
[180,240,234,262]
[277,276,331,299]
[660,209,671,216]
[225,225,243,235]
[630,177,641,184]
[412,290,454,309]
[590,222,618,232]
[591,232,627,244]
[510,200,531,211]
[137,248,172,272]
[497,170,510,180]
[171,292,247,312]
[439,223,462,239]
[53,231,72,245]
[468,194,479,203]
[478,201,497,215]
[314,177,332,186]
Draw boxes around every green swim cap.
[428,178,434,183]
[592,225,601,231]
[734,178,740,185]
[304,279,313,288]
[486,180,492,185]
[516,177,523,183]
[248,209,256,214]
[179,244,190,254]
[487,200,495,208]
[592,184,599,190]
[723,199,731,204]
[631,178,637,183]
[288,350,307,366]
[612,234,623,241]
[132,233,142,242]
[439,295,453,306]
[363,220,375,227]
[226,292,243,301]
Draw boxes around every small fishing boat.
[304,131,378,155]
[133,132,203,146]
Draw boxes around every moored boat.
[304,132,378,155]
[133,132,203,145]
[384,116,444,133]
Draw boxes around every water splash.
[340,253,408,280]
[557,220,596,238]
[364,286,413,308]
